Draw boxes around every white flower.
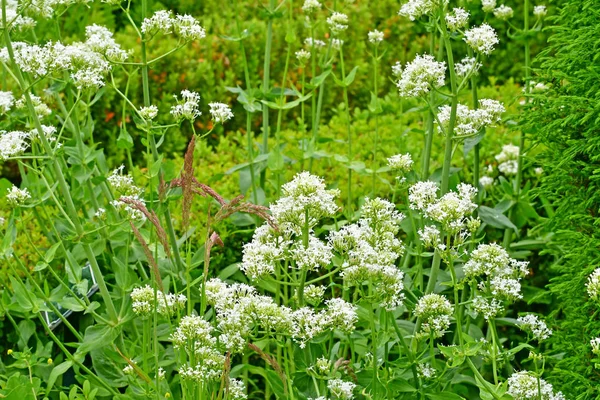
[445,8,469,31]
[490,276,523,300]
[533,5,547,18]
[324,298,357,333]
[110,196,147,222]
[409,181,438,212]
[368,29,384,44]
[85,24,128,62]
[507,371,565,400]
[331,38,344,50]
[241,224,290,279]
[15,94,51,119]
[1,41,53,78]
[482,0,496,13]
[437,99,505,137]
[296,49,311,64]
[140,105,158,120]
[0,0,36,30]
[328,379,356,400]
[418,225,441,249]
[414,293,453,338]
[171,315,215,348]
[399,0,448,21]
[130,285,187,316]
[327,12,348,35]
[6,185,30,206]
[304,285,325,306]
[387,153,413,172]
[479,175,494,188]
[0,130,29,160]
[94,208,106,219]
[209,102,234,124]
[29,125,57,143]
[291,236,333,271]
[171,90,201,121]
[0,91,14,113]
[493,5,514,20]
[305,38,326,48]
[463,243,528,278]
[173,14,206,42]
[464,23,499,55]
[228,378,247,400]
[455,57,481,78]
[107,165,143,197]
[50,42,111,89]
[496,144,520,176]
[472,296,504,320]
[302,0,321,13]
[591,337,600,356]
[586,268,600,300]
[395,54,446,97]
[123,361,135,375]
[423,183,478,233]
[141,10,174,36]
[534,167,543,176]
[417,363,436,379]
[517,314,552,341]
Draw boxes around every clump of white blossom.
[507,371,565,400]
[517,314,552,341]
[395,54,446,98]
[141,11,205,41]
[296,49,311,64]
[368,29,384,44]
[437,99,505,137]
[0,0,36,31]
[139,105,158,120]
[15,94,51,119]
[414,293,454,339]
[327,379,356,400]
[387,153,413,172]
[417,362,436,379]
[0,130,29,160]
[482,0,497,13]
[327,12,348,35]
[496,144,519,175]
[171,90,201,121]
[0,91,14,114]
[130,285,186,316]
[591,337,600,356]
[445,8,469,31]
[455,57,481,78]
[209,102,234,124]
[398,0,449,21]
[305,38,326,49]
[534,5,547,18]
[464,23,499,55]
[302,0,321,13]
[479,175,494,189]
[6,185,31,206]
[493,5,514,20]
[587,268,600,300]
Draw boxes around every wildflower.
[241,224,290,279]
[304,285,325,306]
[496,144,520,176]
[464,23,499,55]
[493,5,514,20]
[533,5,547,18]
[209,102,234,124]
[445,8,469,31]
[305,38,326,48]
[292,307,327,348]
[395,54,446,98]
[173,14,206,41]
[157,367,165,380]
[327,12,348,35]
[368,29,384,44]
[331,38,344,50]
[270,172,339,233]
[130,285,186,316]
[141,10,174,36]
[171,315,215,348]
[464,243,512,278]
[85,24,128,62]
[291,236,333,271]
[178,346,225,382]
[391,61,403,78]
[6,186,30,206]
[387,153,413,172]
[0,91,14,113]
[15,95,51,119]
[323,298,357,333]
[455,57,481,78]
[123,361,136,375]
[302,0,321,13]
[29,125,57,143]
[328,379,356,400]
[414,293,453,339]
[171,90,201,121]
[490,276,523,300]
[408,181,438,213]
[423,183,478,233]
[0,0,36,31]
[111,197,147,222]
[51,42,111,89]
[591,337,600,356]
[481,0,496,12]
[517,314,552,341]
[507,371,565,400]
[417,363,436,379]
[399,0,448,21]
[534,167,543,176]
[296,49,311,64]
[0,130,29,160]
[472,296,504,320]
[47,358,53,365]
[228,378,247,400]
[1,42,53,78]
[479,175,494,189]
[140,105,158,120]
[437,99,505,137]
[107,165,143,197]
[586,268,600,300]
[418,225,441,249]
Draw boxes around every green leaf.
[308,69,331,89]
[150,155,164,177]
[343,66,359,86]
[368,92,383,114]
[58,297,85,312]
[47,360,73,393]
[266,370,287,399]
[478,206,518,231]
[426,392,465,400]
[77,324,121,355]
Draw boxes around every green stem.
[261,0,276,187]
[339,45,353,215]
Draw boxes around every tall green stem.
[339,46,353,215]
[261,0,276,187]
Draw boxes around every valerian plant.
[0,0,564,399]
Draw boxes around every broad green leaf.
[47,360,73,393]
[478,206,518,231]
[77,324,121,355]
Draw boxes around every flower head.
[399,0,448,21]
[302,0,321,13]
[296,49,311,64]
[209,102,234,124]
[395,54,446,98]
[387,153,413,172]
[464,23,499,55]
[507,371,565,400]
[414,294,453,338]
[587,268,600,300]
[482,0,496,12]
[328,379,356,400]
[493,5,514,20]
[327,12,348,35]
[0,130,29,160]
[534,5,547,18]
[517,314,552,341]
[368,29,384,44]
[0,91,14,114]
[171,90,201,121]
[445,8,469,31]
[140,105,158,120]
[6,185,30,206]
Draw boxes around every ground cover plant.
[0,0,591,398]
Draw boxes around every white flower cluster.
[437,99,505,137]
[305,38,326,49]
[6,185,30,206]
[591,337,600,356]
[455,56,481,78]
[417,362,436,379]
[0,91,14,114]
[15,94,51,119]
[327,12,348,35]
[495,144,519,175]
[493,5,514,20]
[414,293,453,339]
[140,105,158,120]
[387,153,413,173]
[0,130,29,160]
[534,5,547,18]
[130,285,186,316]
[141,11,206,42]
[29,125,58,144]
[395,54,446,98]
[171,90,202,121]
[482,0,496,13]
[479,175,494,189]
[107,165,143,197]
[586,268,600,300]
[368,29,384,44]
[507,371,565,400]
[472,296,504,320]
[302,0,321,13]
[0,0,36,31]
[296,49,311,64]
[85,24,128,62]
[331,198,406,309]
[228,378,247,400]
[328,378,356,400]
[399,0,448,21]
[517,314,552,341]
[445,8,469,31]
[464,23,499,55]
[208,102,234,124]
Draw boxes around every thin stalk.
[260,0,276,187]
[421,19,437,178]
[339,45,353,215]
[371,46,380,196]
